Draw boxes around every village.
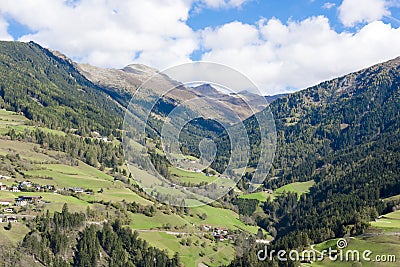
[0,178,89,223]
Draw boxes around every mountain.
[225,56,400,265]
[0,41,123,136]
[75,62,271,122]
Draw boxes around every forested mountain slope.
[226,57,400,265]
[0,41,123,136]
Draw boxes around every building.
[16,196,42,205]
[69,187,84,193]
[0,184,7,191]
[6,216,17,223]
[3,208,13,213]
[16,200,28,206]
[18,181,32,189]
[10,186,20,192]
[201,225,212,231]
[0,199,12,206]
[264,189,273,194]
[212,228,228,238]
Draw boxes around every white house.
[3,208,13,213]
[0,200,11,206]
[10,186,20,192]
[6,216,17,223]
[16,200,28,206]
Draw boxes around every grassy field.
[184,202,262,234]
[238,180,315,203]
[170,167,217,185]
[0,109,65,136]
[0,109,29,135]
[371,210,400,231]
[138,231,235,267]
[130,211,190,230]
[308,210,400,267]
[238,191,273,202]
[81,187,153,205]
[309,236,400,267]
[274,180,315,198]
[0,222,31,245]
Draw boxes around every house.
[0,175,11,180]
[17,196,42,204]
[0,184,7,191]
[43,185,54,191]
[201,225,212,231]
[69,187,84,193]
[264,189,273,194]
[0,199,12,206]
[16,200,28,206]
[6,216,17,223]
[10,186,20,192]
[3,208,13,213]
[19,181,32,188]
[212,228,228,237]
[91,131,101,138]
[101,137,110,143]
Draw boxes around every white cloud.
[338,0,390,27]
[0,0,197,68]
[0,16,13,41]
[200,16,400,94]
[322,2,336,9]
[0,0,399,95]
[198,0,250,9]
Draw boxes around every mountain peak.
[191,84,220,96]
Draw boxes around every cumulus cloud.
[0,0,197,68]
[198,0,250,9]
[200,16,400,94]
[322,2,336,9]
[0,0,399,95]
[0,16,13,41]
[338,0,390,27]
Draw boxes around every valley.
[0,41,398,267]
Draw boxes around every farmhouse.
[10,186,20,192]
[0,199,12,206]
[212,227,228,237]
[201,224,212,231]
[6,216,17,223]
[18,181,32,189]
[69,187,84,193]
[264,189,273,194]
[16,200,28,206]
[16,196,43,204]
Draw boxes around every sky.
[0,0,400,95]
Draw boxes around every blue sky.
[0,0,399,94]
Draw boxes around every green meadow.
[274,180,315,197]
[170,167,217,185]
